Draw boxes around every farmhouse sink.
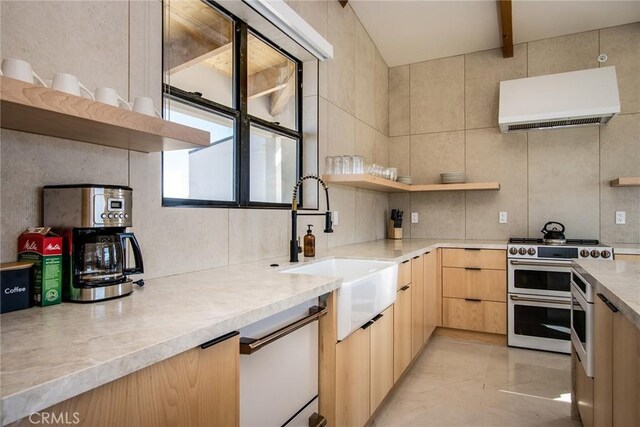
[283,258,397,340]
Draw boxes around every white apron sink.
[283,258,397,340]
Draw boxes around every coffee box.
[17,227,62,306]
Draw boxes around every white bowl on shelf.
[440,172,466,184]
[397,176,412,185]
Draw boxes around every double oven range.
[507,238,613,354]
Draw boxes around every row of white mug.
[1,57,160,117]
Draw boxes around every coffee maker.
[43,184,144,302]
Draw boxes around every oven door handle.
[509,295,572,305]
[509,260,573,268]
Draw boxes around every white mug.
[132,96,161,117]
[95,87,131,109]
[51,72,94,100]
[1,58,47,87]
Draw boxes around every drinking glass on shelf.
[342,155,352,174]
[353,155,364,174]
[333,156,343,175]
[324,156,335,175]
[389,167,398,181]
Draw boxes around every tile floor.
[373,334,581,426]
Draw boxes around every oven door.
[508,259,573,297]
[508,293,572,354]
[571,284,594,377]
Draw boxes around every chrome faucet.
[290,175,333,262]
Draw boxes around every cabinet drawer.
[397,259,411,290]
[442,249,506,270]
[442,267,506,302]
[442,298,506,334]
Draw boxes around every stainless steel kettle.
[541,221,566,245]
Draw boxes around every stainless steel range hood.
[498,66,620,133]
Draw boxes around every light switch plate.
[333,211,339,226]
[411,212,419,224]
[499,212,508,224]
[616,211,626,225]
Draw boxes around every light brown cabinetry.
[394,284,413,382]
[441,249,506,334]
[423,250,441,340]
[592,294,640,427]
[397,259,411,290]
[575,349,594,427]
[370,306,394,415]
[411,255,425,357]
[336,326,371,427]
[14,333,240,427]
[614,254,640,262]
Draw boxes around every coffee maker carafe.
[43,185,144,302]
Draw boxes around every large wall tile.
[327,0,356,114]
[129,152,229,278]
[355,120,376,165]
[318,97,329,175]
[465,128,528,240]
[410,131,465,184]
[600,113,640,243]
[375,131,389,166]
[129,0,162,106]
[287,0,328,38]
[302,96,320,208]
[355,189,378,243]
[0,130,129,262]
[374,191,390,240]
[465,45,527,130]
[327,102,356,156]
[328,187,356,247]
[409,192,465,239]
[355,21,376,127]
[389,65,410,136]
[527,31,599,77]
[600,23,640,114]
[0,1,129,96]
[375,51,389,135]
[410,56,464,134]
[229,209,288,265]
[388,136,410,177]
[528,127,600,240]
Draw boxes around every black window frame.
[162,0,304,209]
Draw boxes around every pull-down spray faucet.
[290,175,333,262]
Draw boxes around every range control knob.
[509,247,518,255]
[527,248,536,256]
[107,213,113,219]
[591,250,600,258]
[518,247,527,255]
[580,249,590,258]
[100,213,106,219]
[601,250,611,259]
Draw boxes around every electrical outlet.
[499,212,508,224]
[333,211,339,226]
[411,212,419,224]
[616,211,626,225]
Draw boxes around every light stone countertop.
[0,238,506,425]
[573,260,640,329]
[606,243,640,256]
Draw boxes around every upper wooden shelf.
[610,177,640,187]
[0,77,210,153]
[322,174,500,193]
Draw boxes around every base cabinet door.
[336,326,371,427]
[423,250,441,339]
[442,298,506,334]
[394,285,412,382]
[612,308,640,426]
[575,350,594,427]
[593,297,613,427]
[411,255,425,357]
[14,333,240,427]
[370,305,394,415]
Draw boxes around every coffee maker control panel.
[43,185,133,228]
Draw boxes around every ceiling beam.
[497,0,514,58]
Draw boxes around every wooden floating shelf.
[0,76,210,153]
[322,174,500,193]
[610,177,640,187]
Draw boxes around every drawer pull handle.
[465,267,482,271]
[200,331,239,350]
[464,298,482,302]
[239,306,326,354]
[413,255,420,260]
[400,285,411,292]
[402,260,410,264]
[597,293,619,313]
[464,248,481,251]
[372,313,383,322]
[361,320,374,330]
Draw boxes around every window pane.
[163,101,235,201]
[165,0,233,107]
[248,34,298,130]
[250,126,298,204]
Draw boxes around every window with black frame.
[162,0,302,207]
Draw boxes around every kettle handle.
[541,221,565,234]
[117,232,144,275]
